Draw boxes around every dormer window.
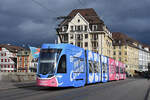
[119,40,121,44]
[92,25,97,31]
[62,26,67,32]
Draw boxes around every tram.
[36,43,126,87]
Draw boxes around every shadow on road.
[13,82,75,92]
[144,80,150,100]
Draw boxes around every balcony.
[92,46,98,50]
[91,38,98,41]
[76,37,83,41]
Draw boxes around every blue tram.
[101,55,109,82]
[36,43,124,87]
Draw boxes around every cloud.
[0,0,150,46]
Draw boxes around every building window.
[85,42,88,47]
[1,53,3,56]
[119,40,121,44]
[77,42,80,47]
[119,57,121,61]
[125,51,127,55]
[92,25,97,31]
[92,34,98,40]
[125,46,127,49]
[113,46,116,49]
[119,51,121,55]
[1,59,3,62]
[84,25,87,31]
[70,26,73,31]
[125,58,127,61]
[119,46,121,49]
[92,42,98,48]
[5,59,7,62]
[77,26,81,31]
[77,42,83,48]
[113,51,116,55]
[85,34,88,39]
[62,26,67,32]
[63,34,68,42]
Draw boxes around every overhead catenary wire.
[31,0,62,43]
[31,0,56,14]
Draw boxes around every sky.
[0,0,150,47]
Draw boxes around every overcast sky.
[0,0,150,47]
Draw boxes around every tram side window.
[93,62,100,73]
[79,59,84,73]
[120,67,122,74]
[102,63,107,73]
[120,67,123,74]
[73,58,84,73]
[105,63,107,73]
[102,63,105,73]
[57,55,66,73]
[121,68,124,74]
[89,61,94,73]
[123,68,125,74]
[116,66,119,73]
[110,64,114,74]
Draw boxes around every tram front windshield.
[38,49,61,75]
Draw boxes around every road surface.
[0,78,150,100]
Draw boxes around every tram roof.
[41,43,84,50]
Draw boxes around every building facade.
[112,32,139,76]
[0,44,23,72]
[17,49,30,72]
[138,44,150,72]
[17,49,37,73]
[57,8,113,57]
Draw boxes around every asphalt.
[0,81,36,90]
[0,78,150,100]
